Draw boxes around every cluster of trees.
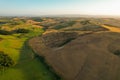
[53,21,76,30]
[0,30,12,35]
[31,17,43,22]
[80,20,90,25]
[0,28,30,35]
[0,51,14,69]
[13,29,30,33]
[9,21,24,25]
[0,22,7,25]
[114,50,120,56]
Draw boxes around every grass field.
[0,28,59,80]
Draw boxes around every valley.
[1,17,120,80]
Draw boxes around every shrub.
[80,20,90,25]
[14,28,30,33]
[0,51,14,68]
[114,50,120,56]
[0,30,12,35]
[53,21,76,30]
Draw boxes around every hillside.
[0,18,60,80]
[29,23,120,80]
[1,17,120,80]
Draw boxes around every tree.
[14,28,30,33]
[0,30,12,35]
[0,51,14,69]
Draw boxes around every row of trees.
[0,28,30,35]
[52,21,76,30]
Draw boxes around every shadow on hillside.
[15,39,61,80]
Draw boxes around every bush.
[0,51,14,68]
[0,30,12,35]
[14,28,30,33]
[80,20,90,25]
[53,21,76,30]
[114,50,120,56]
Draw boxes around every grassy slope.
[0,28,58,80]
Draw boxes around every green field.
[0,28,59,80]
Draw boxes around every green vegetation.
[0,29,29,35]
[64,24,108,31]
[114,50,120,56]
[0,51,14,69]
[104,24,120,28]
[13,28,30,33]
[0,30,12,35]
[53,21,75,30]
[0,19,60,80]
[80,20,90,25]
[31,17,43,22]
[79,25,103,31]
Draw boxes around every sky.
[0,0,120,16]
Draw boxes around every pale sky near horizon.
[0,0,120,16]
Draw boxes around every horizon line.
[0,14,120,18]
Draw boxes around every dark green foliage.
[53,21,76,29]
[64,25,108,31]
[0,22,7,25]
[0,30,12,35]
[80,20,90,25]
[32,17,43,22]
[0,51,14,68]
[54,25,66,29]
[80,25,102,31]
[34,54,61,80]
[68,21,76,26]
[114,50,120,56]
[14,28,30,33]
[104,24,120,28]
[10,21,22,25]
[0,29,30,35]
